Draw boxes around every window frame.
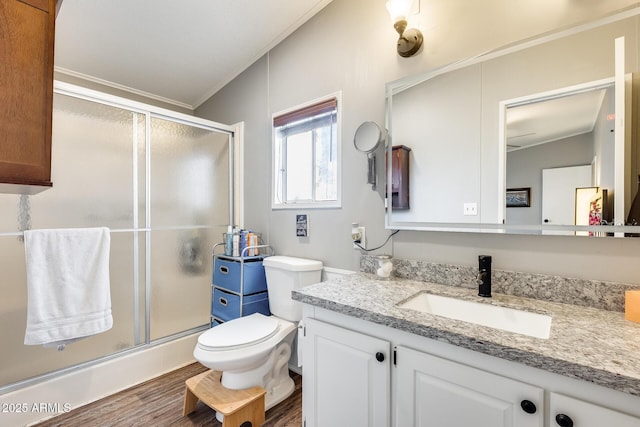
[271,92,342,210]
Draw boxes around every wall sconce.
[386,0,423,57]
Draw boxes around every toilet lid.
[198,313,279,351]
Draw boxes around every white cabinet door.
[541,165,592,225]
[302,318,390,427]
[549,392,640,427]
[395,346,543,427]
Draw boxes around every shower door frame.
[0,81,241,394]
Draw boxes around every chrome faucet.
[477,255,492,297]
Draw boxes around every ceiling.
[506,87,611,152]
[54,0,334,110]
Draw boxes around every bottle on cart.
[247,230,258,256]
[225,225,234,256]
[239,229,248,257]
[232,229,240,257]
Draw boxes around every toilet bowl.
[193,313,296,393]
[194,255,322,415]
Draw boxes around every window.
[272,94,341,208]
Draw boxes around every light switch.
[463,203,478,216]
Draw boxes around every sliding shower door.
[148,117,230,340]
[0,83,235,391]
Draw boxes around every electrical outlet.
[463,203,478,216]
[352,226,365,249]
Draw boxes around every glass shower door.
[0,83,235,391]
[148,116,231,340]
[0,94,143,387]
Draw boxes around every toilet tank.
[263,256,323,321]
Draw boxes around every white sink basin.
[398,292,552,339]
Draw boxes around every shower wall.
[0,85,233,389]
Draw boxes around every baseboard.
[288,363,302,375]
[0,333,199,427]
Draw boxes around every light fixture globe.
[385,0,413,23]
[386,0,423,57]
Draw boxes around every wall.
[196,0,640,285]
[506,133,594,224]
[391,64,482,223]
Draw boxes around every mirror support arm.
[368,154,377,190]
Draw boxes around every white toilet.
[193,255,322,415]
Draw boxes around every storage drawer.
[213,257,268,294]
[212,288,270,322]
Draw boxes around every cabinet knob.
[520,400,537,414]
[555,414,574,427]
[375,352,385,362]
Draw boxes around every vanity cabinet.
[396,346,543,427]
[396,345,640,427]
[302,318,390,427]
[0,0,56,192]
[300,306,640,427]
[549,393,640,427]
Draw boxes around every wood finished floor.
[33,363,302,427]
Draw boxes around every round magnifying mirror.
[354,122,386,190]
[354,121,384,154]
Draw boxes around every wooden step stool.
[183,369,266,427]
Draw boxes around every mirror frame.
[385,7,640,237]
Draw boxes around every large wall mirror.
[386,7,640,236]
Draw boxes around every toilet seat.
[197,313,279,351]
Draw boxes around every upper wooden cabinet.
[0,0,55,193]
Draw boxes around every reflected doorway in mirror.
[388,145,411,210]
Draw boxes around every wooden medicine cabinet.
[0,0,56,194]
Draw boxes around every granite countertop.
[292,273,640,397]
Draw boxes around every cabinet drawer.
[212,288,270,322]
[213,258,268,294]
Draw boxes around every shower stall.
[0,82,236,393]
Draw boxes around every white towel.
[23,227,112,348]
